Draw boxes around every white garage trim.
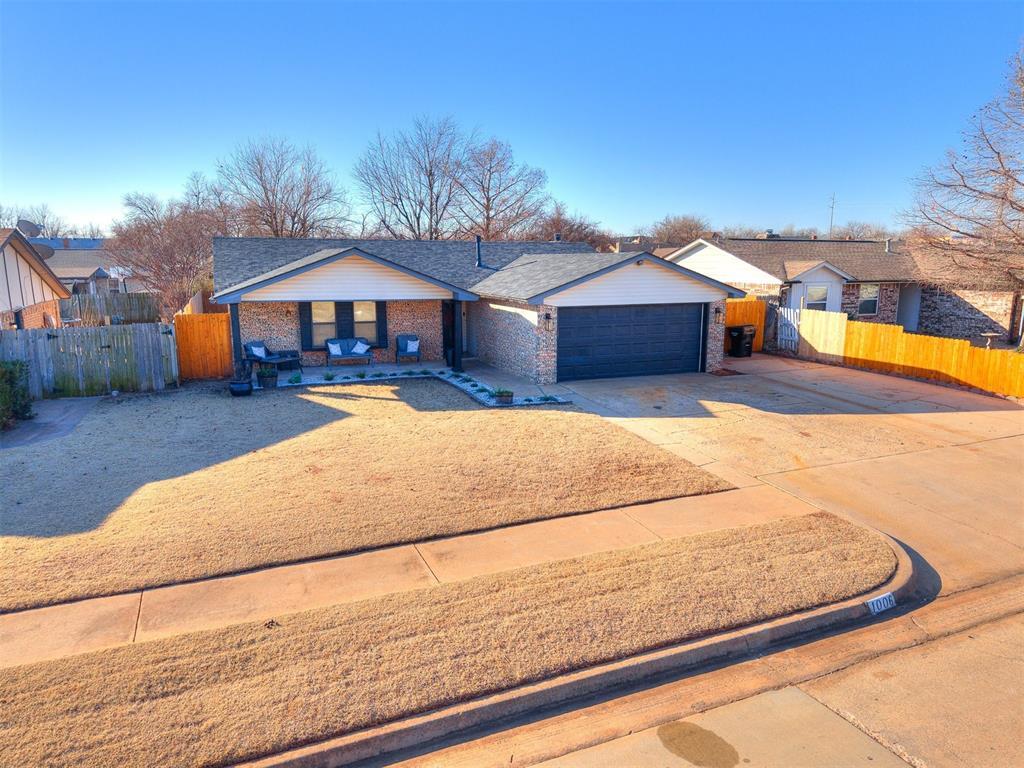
[539,255,740,307]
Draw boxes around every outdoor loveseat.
[326,337,374,367]
[244,341,302,371]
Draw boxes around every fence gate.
[777,307,800,352]
[0,323,179,398]
[174,313,234,380]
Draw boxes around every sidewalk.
[0,484,813,668]
[389,572,1024,768]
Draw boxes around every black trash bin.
[727,324,756,358]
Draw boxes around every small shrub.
[323,372,336,381]
[0,360,32,429]
[355,372,367,379]
[524,397,533,403]
[493,388,513,397]
[540,395,557,402]
[371,372,386,378]
[401,370,415,376]
[287,374,302,384]
[419,369,431,375]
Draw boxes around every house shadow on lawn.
[0,378,566,540]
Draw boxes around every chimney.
[553,232,562,242]
[63,237,70,249]
[475,235,483,268]
[884,238,892,253]
[810,234,818,240]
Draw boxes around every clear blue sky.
[1,1,1020,235]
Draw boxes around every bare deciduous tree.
[527,201,614,251]
[217,138,350,238]
[354,117,467,240]
[906,53,1024,293]
[647,214,710,244]
[830,220,898,240]
[107,191,225,317]
[455,139,548,239]
[0,203,72,237]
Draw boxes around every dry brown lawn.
[0,379,729,611]
[0,512,896,768]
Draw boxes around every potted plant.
[256,363,278,389]
[229,361,253,397]
[493,388,514,405]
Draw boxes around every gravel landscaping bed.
[0,379,727,611]
[0,512,897,768]
[265,367,569,407]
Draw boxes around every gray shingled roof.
[714,238,922,283]
[212,237,593,294]
[43,249,115,279]
[471,252,643,300]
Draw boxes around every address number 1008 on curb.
[865,592,897,615]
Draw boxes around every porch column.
[229,302,243,375]
[452,298,463,372]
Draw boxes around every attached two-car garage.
[556,303,706,381]
[539,255,735,382]
[470,250,741,384]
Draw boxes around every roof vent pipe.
[885,238,892,253]
[475,234,483,268]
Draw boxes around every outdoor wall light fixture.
[543,312,554,331]
[714,306,725,324]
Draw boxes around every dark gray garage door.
[556,303,705,381]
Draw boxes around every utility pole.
[828,193,837,238]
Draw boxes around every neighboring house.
[0,228,71,327]
[28,238,140,295]
[664,234,1022,343]
[212,237,741,384]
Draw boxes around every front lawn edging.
[252,368,570,408]
[240,529,918,768]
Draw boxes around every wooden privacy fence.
[60,293,161,326]
[174,313,233,380]
[796,309,1024,397]
[0,323,179,399]
[724,297,766,352]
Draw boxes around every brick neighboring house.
[664,233,1023,344]
[212,238,741,384]
[0,228,71,329]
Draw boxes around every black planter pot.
[493,393,513,405]
[229,380,253,397]
[256,374,278,390]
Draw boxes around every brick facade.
[469,299,558,384]
[917,287,1019,341]
[237,300,444,367]
[705,299,726,372]
[841,282,899,324]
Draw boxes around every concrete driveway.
[552,355,1024,596]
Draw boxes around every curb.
[237,530,917,768]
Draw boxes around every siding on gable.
[544,259,726,307]
[1,244,58,311]
[243,254,453,302]
[675,243,781,288]
[786,264,845,312]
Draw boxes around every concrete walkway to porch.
[0,485,816,669]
